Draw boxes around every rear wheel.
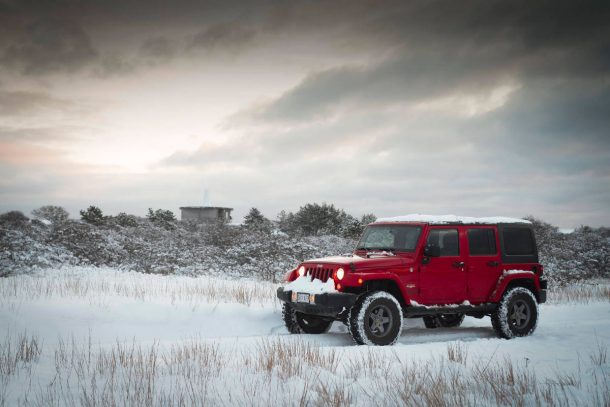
[423,313,465,328]
[348,291,403,346]
[491,287,538,339]
[282,303,333,334]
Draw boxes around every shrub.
[112,212,139,227]
[0,211,30,229]
[243,208,272,232]
[80,205,105,225]
[147,208,176,229]
[31,205,69,225]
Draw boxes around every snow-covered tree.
[31,205,69,224]
[0,211,30,229]
[243,207,272,232]
[80,205,105,225]
[111,212,138,227]
[147,208,176,229]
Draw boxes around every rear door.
[419,226,467,304]
[465,226,502,302]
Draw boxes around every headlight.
[336,268,345,280]
[298,266,306,277]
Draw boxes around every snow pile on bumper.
[283,275,336,294]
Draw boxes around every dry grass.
[446,342,468,365]
[590,339,608,366]
[0,332,608,407]
[316,380,353,407]
[2,268,609,307]
[0,331,42,376]
[343,347,395,379]
[0,268,278,306]
[547,284,610,304]
[254,338,339,380]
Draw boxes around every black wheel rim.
[509,300,530,329]
[368,304,393,337]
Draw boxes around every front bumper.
[277,287,358,318]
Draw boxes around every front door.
[465,226,502,302]
[419,226,468,304]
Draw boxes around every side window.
[503,228,535,255]
[426,228,459,256]
[467,228,497,256]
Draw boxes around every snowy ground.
[0,267,609,406]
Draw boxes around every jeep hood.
[303,254,411,270]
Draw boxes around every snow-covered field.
[0,267,608,406]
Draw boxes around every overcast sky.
[1,0,609,228]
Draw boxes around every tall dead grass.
[1,332,608,407]
[547,284,610,303]
[0,331,41,376]
[0,268,277,306]
[2,267,609,306]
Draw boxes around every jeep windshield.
[356,225,422,252]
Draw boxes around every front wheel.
[282,303,333,334]
[348,291,403,346]
[491,287,538,339]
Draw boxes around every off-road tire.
[491,287,538,339]
[348,291,403,346]
[423,313,465,328]
[282,303,333,334]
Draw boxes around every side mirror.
[424,244,441,257]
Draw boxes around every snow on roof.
[374,214,531,225]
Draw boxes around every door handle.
[487,261,499,267]
[453,261,465,268]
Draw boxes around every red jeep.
[277,215,547,345]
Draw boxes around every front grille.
[306,267,334,282]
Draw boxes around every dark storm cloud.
[483,81,610,147]
[233,49,512,124]
[234,0,610,125]
[140,37,176,63]
[189,21,258,52]
[1,17,97,75]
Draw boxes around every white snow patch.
[283,275,336,294]
[363,250,396,257]
[375,214,531,224]
[0,268,609,406]
[410,299,474,308]
[503,269,535,276]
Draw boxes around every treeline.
[1,204,609,284]
[525,217,610,285]
[0,203,365,282]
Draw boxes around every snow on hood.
[283,275,336,294]
[375,214,531,225]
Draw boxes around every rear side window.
[426,228,459,256]
[502,228,535,255]
[467,228,497,255]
